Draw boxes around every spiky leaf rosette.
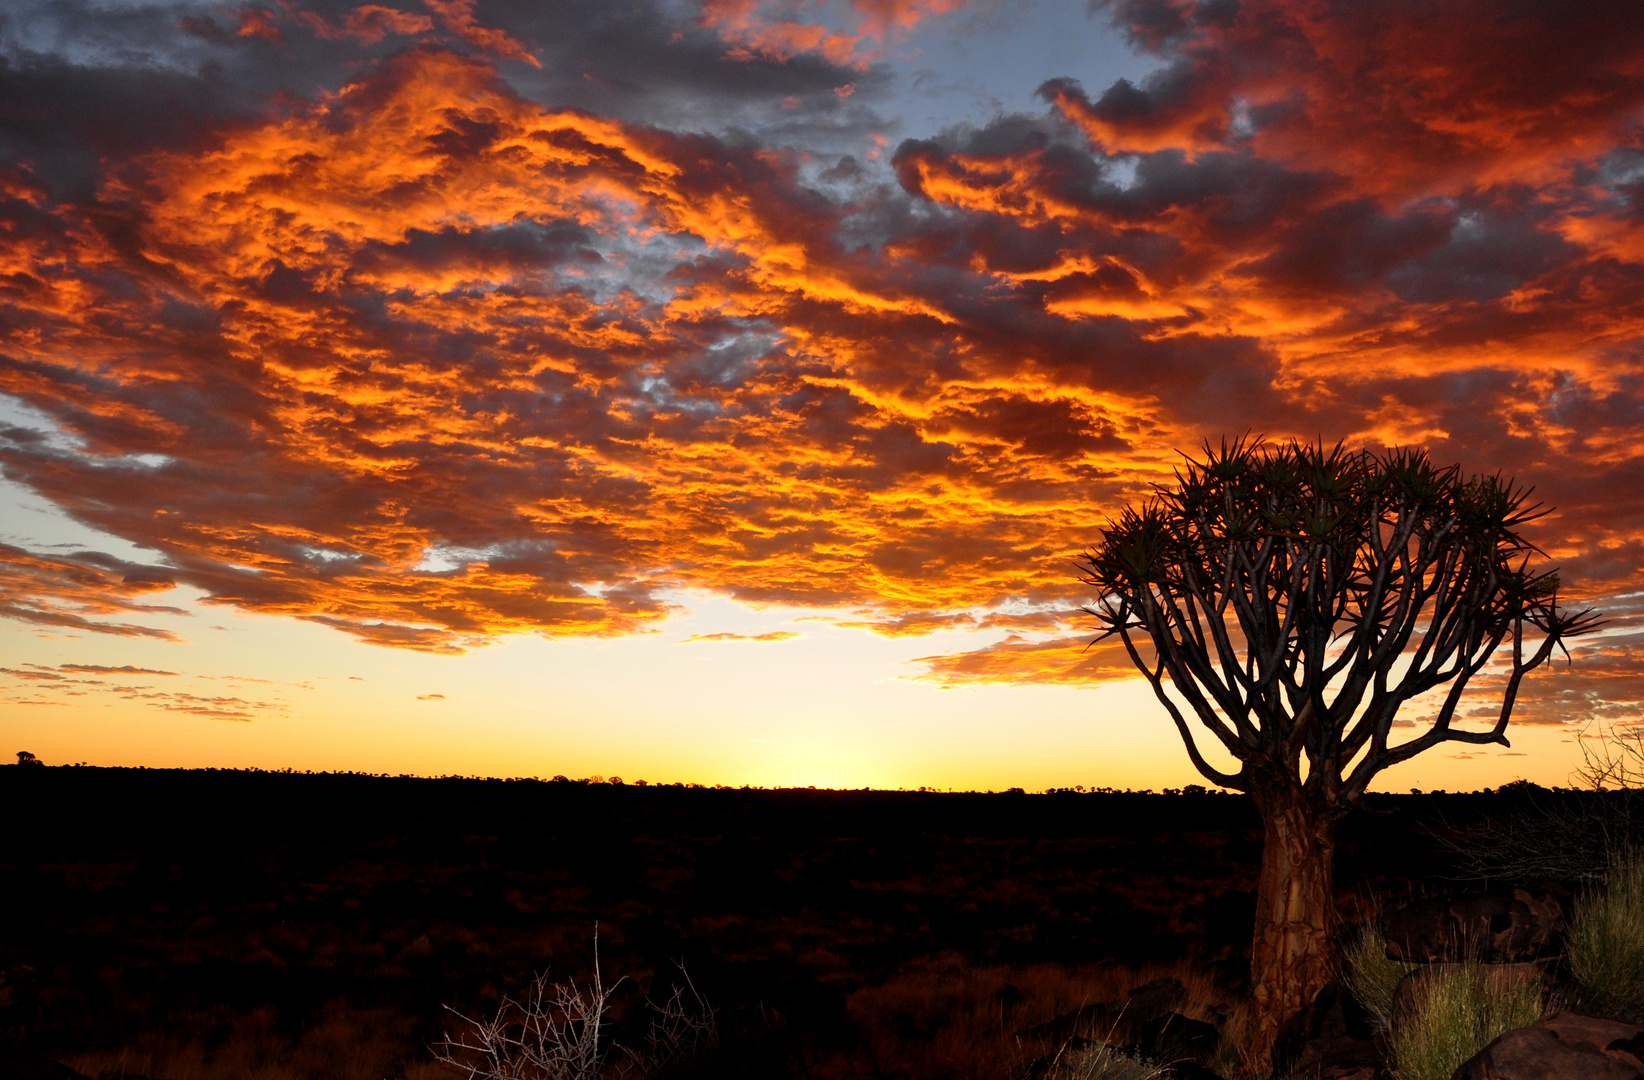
[1077,438,1600,802]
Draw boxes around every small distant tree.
[16,751,41,767]
[1076,438,1600,1055]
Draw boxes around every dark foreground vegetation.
[0,766,1626,1079]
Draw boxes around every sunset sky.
[3,0,1644,790]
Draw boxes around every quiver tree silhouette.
[1076,438,1601,1058]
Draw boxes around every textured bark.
[1251,787,1339,1063]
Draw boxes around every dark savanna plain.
[0,765,1554,1078]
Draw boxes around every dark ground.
[0,767,1526,1072]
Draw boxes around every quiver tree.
[1076,438,1600,1055]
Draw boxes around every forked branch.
[1077,438,1602,810]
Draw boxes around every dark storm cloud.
[0,0,902,199]
[0,52,235,197]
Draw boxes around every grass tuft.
[1387,963,1542,1080]
[1570,848,1644,1024]
[1342,918,1416,1034]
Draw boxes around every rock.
[1162,1064,1226,1080]
[1451,1011,1644,1079]
[1313,1067,1380,1080]
[1383,886,1566,964]
[1016,1001,1123,1045]
[1113,977,1214,1063]
[1273,980,1382,1079]
[1129,1011,1220,1065]
[1023,1042,1133,1080]
[1027,1039,1221,1080]
[1283,1036,1384,1080]
[1019,978,1219,1073]
[1273,981,1376,1072]
[1016,977,1195,1050]
[1125,977,1188,1023]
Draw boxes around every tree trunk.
[1250,787,1338,1064]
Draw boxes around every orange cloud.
[1069,0,1644,196]
[911,635,1144,687]
[291,4,435,43]
[849,0,965,36]
[678,631,801,643]
[236,7,284,40]
[4,48,1111,653]
[0,661,293,720]
[700,0,966,68]
[422,0,541,67]
[349,4,435,40]
[56,664,181,675]
[0,544,184,640]
[3,0,1644,733]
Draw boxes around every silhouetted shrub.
[435,944,717,1080]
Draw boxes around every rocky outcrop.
[1382,887,1566,964]
[1124,977,1189,1023]
[1161,1064,1226,1080]
[1281,1039,1384,1080]
[1018,976,1226,1077]
[1132,1011,1219,1065]
[1450,1011,1644,1079]
[1017,1002,1124,1046]
[1273,980,1384,1080]
[1017,976,1189,1046]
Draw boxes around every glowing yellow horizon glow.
[0,582,1602,794]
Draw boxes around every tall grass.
[1341,919,1416,1033]
[1386,963,1542,1080]
[1570,849,1644,1024]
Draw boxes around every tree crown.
[1077,437,1600,805]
